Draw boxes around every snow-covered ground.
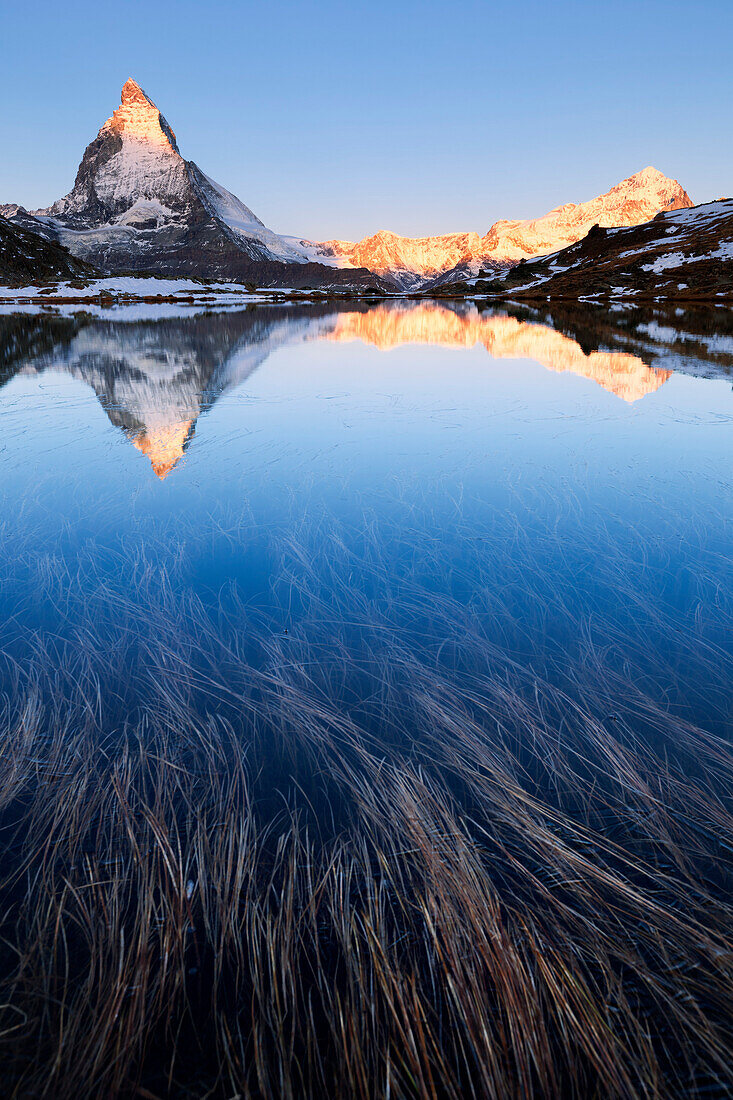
[0,276,386,318]
[0,276,253,299]
[0,277,309,316]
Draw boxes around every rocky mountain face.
[318,168,693,288]
[1,80,384,289]
[472,198,733,301]
[0,214,95,285]
[319,231,484,291]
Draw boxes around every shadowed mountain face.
[0,214,95,285]
[2,302,729,479]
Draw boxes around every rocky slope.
[0,214,95,285]
[1,80,384,289]
[469,198,733,301]
[318,168,693,288]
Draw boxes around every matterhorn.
[1,79,378,288]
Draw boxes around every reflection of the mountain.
[5,308,334,479]
[328,307,671,403]
[2,301,729,479]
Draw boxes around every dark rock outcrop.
[0,214,96,286]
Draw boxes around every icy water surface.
[1,302,730,722]
[0,301,731,1098]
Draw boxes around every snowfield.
[0,277,254,299]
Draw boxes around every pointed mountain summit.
[1,80,381,288]
[110,78,180,149]
[44,77,190,230]
[119,77,166,109]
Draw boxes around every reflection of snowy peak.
[12,309,335,478]
[3,80,380,288]
[2,301,731,478]
[328,304,672,402]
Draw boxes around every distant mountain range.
[314,168,693,288]
[1,78,728,296]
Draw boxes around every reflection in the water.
[132,419,195,479]
[6,308,331,477]
[329,306,671,402]
[2,301,731,477]
[0,298,731,1099]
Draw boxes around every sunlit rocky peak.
[321,231,483,290]
[102,77,180,151]
[479,167,694,264]
[15,79,322,273]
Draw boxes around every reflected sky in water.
[0,302,731,733]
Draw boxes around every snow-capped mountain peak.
[41,78,194,228]
[1,79,381,286]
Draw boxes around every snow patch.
[114,199,177,227]
[641,252,687,274]
[0,276,250,299]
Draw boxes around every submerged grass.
[0,492,731,1099]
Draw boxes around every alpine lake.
[0,298,731,1099]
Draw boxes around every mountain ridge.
[0,81,699,292]
[317,167,693,288]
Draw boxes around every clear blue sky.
[1,0,730,241]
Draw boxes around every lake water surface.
[0,301,731,1098]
